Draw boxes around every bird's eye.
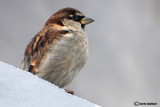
[71,15,83,21]
[71,15,79,21]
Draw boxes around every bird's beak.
[80,17,94,25]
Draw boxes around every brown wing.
[20,28,69,74]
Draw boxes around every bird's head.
[45,7,94,31]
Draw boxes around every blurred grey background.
[0,0,160,106]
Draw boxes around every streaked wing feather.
[20,28,69,74]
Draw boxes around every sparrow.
[20,7,94,94]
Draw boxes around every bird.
[20,7,94,94]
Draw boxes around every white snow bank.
[0,61,100,107]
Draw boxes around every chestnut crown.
[45,7,94,27]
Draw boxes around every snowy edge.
[0,61,101,107]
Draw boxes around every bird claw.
[65,89,74,95]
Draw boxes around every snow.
[0,61,100,107]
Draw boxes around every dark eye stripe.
[71,15,84,22]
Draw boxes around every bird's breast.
[52,31,89,72]
[38,31,88,87]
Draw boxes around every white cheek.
[61,26,69,30]
[63,33,74,38]
[63,19,83,32]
